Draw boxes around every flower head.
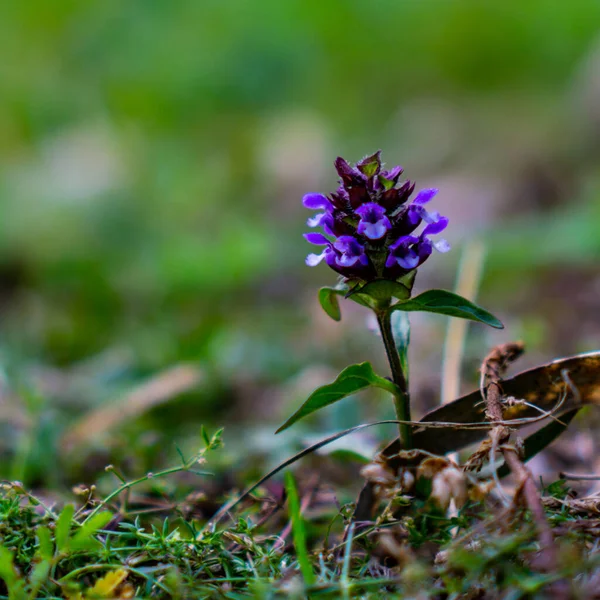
[303,152,450,282]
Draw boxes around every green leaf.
[69,511,113,552]
[28,559,51,592]
[210,419,407,524]
[398,269,417,294]
[318,286,345,321]
[390,289,503,329]
[391,311,410,383]
[276,362,398,433]
[200,424,211,447]
[36,526,53,560]
[348,279,411,310]
[378,352,600,469]
[378,174,395,191]
[356,151,381,177]
[327,448,371,464]
[55,504,75,553]
[284,472,315,585]
[0,546,17,589]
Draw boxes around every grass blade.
[284,472,315,586]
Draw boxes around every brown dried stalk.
[481,343,569,596]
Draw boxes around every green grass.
[0,430,598,599]
[1,1,600,597]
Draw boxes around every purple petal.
[355,202,385,219]
[422,216,449,235]
[333,235,362,253]
[355,202,392,240]
[380,165,403,181]
[407,205,424,226]
[358,220,389,240]
[386,235,421,269]
[337,254,358,267]
[303,232,330,245]
[325,250,338,268]
[397,251,420,269]
[302,193,332,210]
[307,213,326,227]
[433,238,451,253]
[306,251,327,266]
[385,253,398,268]
[417,238,433,261]
[386,246,419,270]
[333,235,367,267]
[412,188,438,206]
[307,212,335,235]
[422,210,441,224]
[389,235,419,251]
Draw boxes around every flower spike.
[303,153,449,282]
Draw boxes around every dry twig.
[481,342,569,597]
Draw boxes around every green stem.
[376,310,413,449]
[83,462,210,524]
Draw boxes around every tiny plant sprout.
[277,152,502,454]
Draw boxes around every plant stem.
[376,310,413,449]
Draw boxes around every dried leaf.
[86,569,128,598]
[382,351,600,470]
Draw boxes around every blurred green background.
[1,0,600,488]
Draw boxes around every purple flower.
[302,193,332,211]
[332,236,369,267]
[304,232,369,275]
[304,232,334,267]
[385,218,450,271]
[407,188,444,226]
[306,211,335,234]
[385,235,421,270]
[355,202,392,240]
[423,217,450,238]
[302,153,450,282]
[303,193,335,235]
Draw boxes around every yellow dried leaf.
[86,569,128,598]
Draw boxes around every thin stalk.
[376,310,413,449]
[83,463,210,524]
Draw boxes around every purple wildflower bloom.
[407,188,444,226]
[304,193,335,234]
[355,202,392,240]
[385,218,450,271]
[385,235,421,270]
[304,232,334,266]
[302,193,332,210]
[421,216,451,253]
[302,152,450,282]
[306,211,335,234]
[423,217,450,237]
[333,236,369,267]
